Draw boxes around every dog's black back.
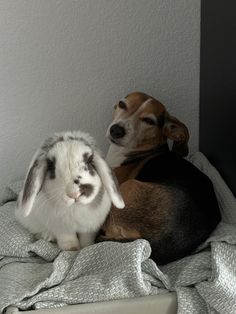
[135,151,221,264]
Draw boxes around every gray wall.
[0,0,200,191]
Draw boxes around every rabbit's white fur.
[16,131,124,251]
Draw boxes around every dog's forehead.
[139,99,166,117]
[125,93,166,117]
[125,92,150,108]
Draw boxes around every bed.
[1,151,235,314]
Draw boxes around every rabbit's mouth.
[66,191,81,200]
[65,184,95,205]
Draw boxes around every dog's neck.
[106,144,128,168]
[106,143,169,168]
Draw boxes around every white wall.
[0,0,200,191]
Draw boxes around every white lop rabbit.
[16,131,125,251]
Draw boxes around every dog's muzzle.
[109,124,126,139]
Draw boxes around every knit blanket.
[0,152,235,314]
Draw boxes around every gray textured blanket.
[0,152,235,313]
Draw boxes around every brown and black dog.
[97,92,221,265]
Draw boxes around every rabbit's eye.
[83,153,94,166]
[82,152,95,175]
[46,157,56,179]
[87,154,93,164]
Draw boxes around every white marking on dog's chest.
[106,144,127,168]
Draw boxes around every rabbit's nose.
[66,191,81,200]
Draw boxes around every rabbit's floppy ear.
[18,132,64,216]
[18,151,47,216]
[93,151,125,209]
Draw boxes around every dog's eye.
[142,117,156,126]
[118,101,127,110]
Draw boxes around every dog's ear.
[162,115,189,156]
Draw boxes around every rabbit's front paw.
[35,231,55,242]
[57,235,80,251]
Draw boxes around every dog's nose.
[110,124,126,139]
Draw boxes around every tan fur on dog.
[100,179,173,242]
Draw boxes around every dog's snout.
[110,124,126,139]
